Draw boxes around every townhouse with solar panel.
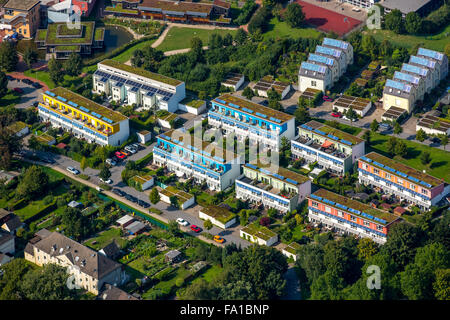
[383,48,448,113]
[235,163,311,214]
[38,87,130,146]
[358,152,450,210]
[207,94,296,152]
[307,189,400,244]
[152,129,242,191]
[93,59,186,113]
[299,38,353,93]
[291,120,365,175]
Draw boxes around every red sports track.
[296,1,362,36]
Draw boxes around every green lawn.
[0,90,21,107]
[263,17,322,41]
[84,227,127,250]
[14,200,50,221]
[366,24,450,52]
[112,38,156,63]
[196,264,222,283]
[156,27,237,52]
[369,132,450,183]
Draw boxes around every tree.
[370,119,379,132]
[405,12,422,34]
[169,195,179,209]
[80,156,87,172]
[395,140,408,157]
[20,264,73,300]
[294,105,311,124]
[416,128,427,142]
[204,219,213,230]
[0,125,22,170]
[384,9,404,34]
[393,122,402,136]
[285,3,305,28]
[234,28,248,45]
[242,86,255,100]
[190,37,204,62]
[0,258,30,300]
[99,165,111,181]
[434,269,450,300]
[420,151,431,165]
[168,220,181,237]
[48,58,64,85]
[357,238,378,261]
[440,134,448,150]
[0,71,7,98]
[386,137,397,156]
[150,187,160,204]
[23,47,38,69]
[64,52,83,76]
[16,165,49,200]
[362,130,371,145]
[361,35,378,60]
[381,223,420,268]
[345,107,358,122]
[0,41,18,72]
[61,207,90,241]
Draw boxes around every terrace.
[417,115,450,134]
[294,133,351,160]
[254,75,290,96]
[361,152,443,188]
[312,188,398,225]
[239,176,297,199]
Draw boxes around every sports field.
[296,0,362,36]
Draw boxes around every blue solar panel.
[301,62,327,74]
[229,103,240,109]
[341,139,352,145]
[410,56,436,69]
[215,98,227,105]
[323,37,349,50]
[56,96,67,102]
[246,163,258,170]
[386,79,412,93]
[394,72,420,85]
[418,48,444,61]
[309,53,334,66]
[314,129,326,135]
[285,178,298,185]
[68,101,78,108]
[272,173,285,180]
[316,45,341,58]
[402,64,428,77]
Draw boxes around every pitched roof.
[100,241,121,258]
[0,230,14,246]
[98,283,138,300]
[29,230,122,280]
[2,0,40,11]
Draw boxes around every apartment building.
[338,0,379,9]
[235,163,311,214]
[308,188,400,244]
[416,47,448,83]
[382,79,417,113]
[291,120,365,175]
[38,87,130,146]
[93,59,186,113]
[409,55,441,88]
[208,94,295,152]
[358,152,449,210]
[393,71,425,101]
[153,129,241,191]
[24,230,125,295]
[299,38,353,93]
[0,0,40,38]
[380,0,441,17]
[401,63,433,94]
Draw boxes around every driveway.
[7,73,45,109]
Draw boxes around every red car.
[323,96,333,102]
[115,151,126,159]
[331,112,342,118]
[190,225,202,233]
[13,87,24,94]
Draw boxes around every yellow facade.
[41,93,117,136]
[2,2,40,38]
[383,93,414,114]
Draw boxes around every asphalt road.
[7,77,42,109]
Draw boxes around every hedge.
[9,198,28,210]
[24,201,57,224]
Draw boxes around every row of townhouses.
[383,47,448,113]
[299,38,354,93]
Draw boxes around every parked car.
[190,225,202,233]
[32,101,39,107]
[106,158,117,166]
[22,79,33,85]
[323,96,333,102]
[131,143,142,151]
[331,112,342,118]
[379,123,391,131]
[113,188,125,197]
[124,146,137,154]
[115,151,126,160]
[32,82,42,89]
[176,218,189,226]
[99,177,113,184]
[138,200,150,208]
[121,150,132,156]
[13,87,23,94]
[125,194,138,203]
[66,166,80,175]
[6,75,15,81]
[42,157,55,164]
[214,235,225,244]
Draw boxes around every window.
[311,201,318,208]
[410,183,416,190]
[311,80,317,87]
[377,225,383,231]
[337,211,343,217]
[350,215,356,222]
[386,173,391,179]
[397,178,403,185]
[364,221,370,227]
[374,168,379,174]
[363,163,368,170]
[421,188,428,195]
[325,206,331,213]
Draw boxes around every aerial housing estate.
[153,129,241,191]
[291,120,365,175]
[299,37,353,92]
[93,59,187,113]
[383,47,448,113]
[0,0,41,38]
[208,94,295,152]
[308,188,400,244]
[236,163,311,214]
[358,152,449,210]
[24,229,125,295]
[38,87,130,146]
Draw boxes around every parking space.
[6,74,45,109]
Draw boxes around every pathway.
[281,264,302,300]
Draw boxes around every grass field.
[366,24,450,52]
[84,227,127,250]
[263,17,323,41]
[369,132,450,183]
[112,38,156,63]
[156,27,237,52]
[0,90,21,107]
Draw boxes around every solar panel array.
[316,45,341,58]
[418,48,443,61]
[309,53,334,66]
[410,56,436,69]
[394,71,420,85]
[301,62,327,74]
[402,64,428,77]
[323,37,349,50]
[385,79,412,93]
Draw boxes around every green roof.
[36,29,47,41]
[311,188,398,225]
[105,4,139,15]
[160,186,193,203]
[55,45,81,52]
[6,121,27,133]
[181,97,205,109]
[244,162,309,186]
[44,22,95,46]
[48,87,128,123]
[94,28,105,41]
[36,133,55,143]
[363,152,443,188]
[301,120,364,145]
[241,224,277,241]
[99,59,183,86]
[131,175,153,185]
[200,206,236,224]
[284,242,301,255]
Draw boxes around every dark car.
[32,82,42,89]
[138,200,150,208]
[13,87,24,94]
[113,188,125,197]
[32,101,39,107]
[42,157,55,164]
[22,79,33,85]
[126,194,138,203]
[6,75,15,81]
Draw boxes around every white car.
[106,158,117,166]
[176,218,189,226]
[66,166,80,175]
[124,146,137,154]
[100,177,113,184]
